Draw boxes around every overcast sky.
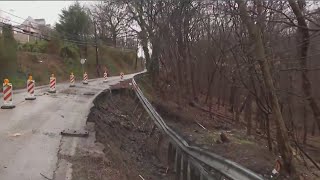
[0,1,94,27]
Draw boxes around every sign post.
[80,58,86,76]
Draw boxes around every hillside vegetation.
[0,2,143,89]
[11,42,142,89]
[0,35,142,89]
[0,27,142,89]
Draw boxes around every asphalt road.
[0,73,138,180]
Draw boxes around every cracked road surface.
[0,73,138,180]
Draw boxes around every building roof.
[34,19,46,25]
[21,16,37,27]
[19,16,38,33]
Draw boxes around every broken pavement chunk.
[61,129,89,137]
[83,92,95,96]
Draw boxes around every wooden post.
[175,150,182,180]
[188,162,200,180]
[182,154,188,180]
[168,142,175,170]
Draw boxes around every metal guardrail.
[131,74,264,180]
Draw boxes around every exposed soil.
[70,84,174,180]
[137,75,320,180]
[17,52,69,87]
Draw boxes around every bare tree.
[235,0,298,177]
[93,0,127,46]
[288,0,320,134]
[94,0,320,178]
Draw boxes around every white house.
[14,16,50,43]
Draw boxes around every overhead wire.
[0,23,97,46]
[0,9,82,41]
[0,11,137,49]
[0,16,97,45]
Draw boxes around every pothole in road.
[71,88,174,180]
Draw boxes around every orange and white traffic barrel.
[103,71,108,83]
[70,72,75,87]
[1,79,15,109]
[83,72,88,84]
[49,74,56,93]
[25,75,36,100]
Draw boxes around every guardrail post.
[200,173,208,180]
[168,142,175,170]
[182,154,188,180]
[174,147,178,172]
[188,162,200,180]
[175,150,182,180]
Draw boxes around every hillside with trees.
[0,2,143,88]
[106,0,320,179]
[1,0,320,179]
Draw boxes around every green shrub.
[0,25,18,79]
[37,41,48,52]
[60,43,79,60]
[19,40,48,53]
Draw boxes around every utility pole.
[93,20,100,77]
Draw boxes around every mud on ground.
[71,86,174,180]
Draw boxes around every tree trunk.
[187,46,197,100]
[221,78,227,108]
[265,113,273,152]
[303,106,308,145]
[139,30,151,72]
[135,48,138,70]
[287,74,295,133]
[150,39,160,82]
[233,88,241,123]
[205,69,217,104]
[245,93,253,136]
[288,0,320,134]
[93,21,100,77]
[112,32,117,47]
[217,73,223,110]
[236,0,297,176]
[229,77,237,113]
[311,121,316,136]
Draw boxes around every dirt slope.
[10,50,142,89]
[71,85,174,180]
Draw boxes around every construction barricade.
[70,72,75,87]
[1,79,15,109]
[49,74,56,93]
[25,75,36,100]
[103,71,108,83]
[120,72,124,80]
[83,72,88,85]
